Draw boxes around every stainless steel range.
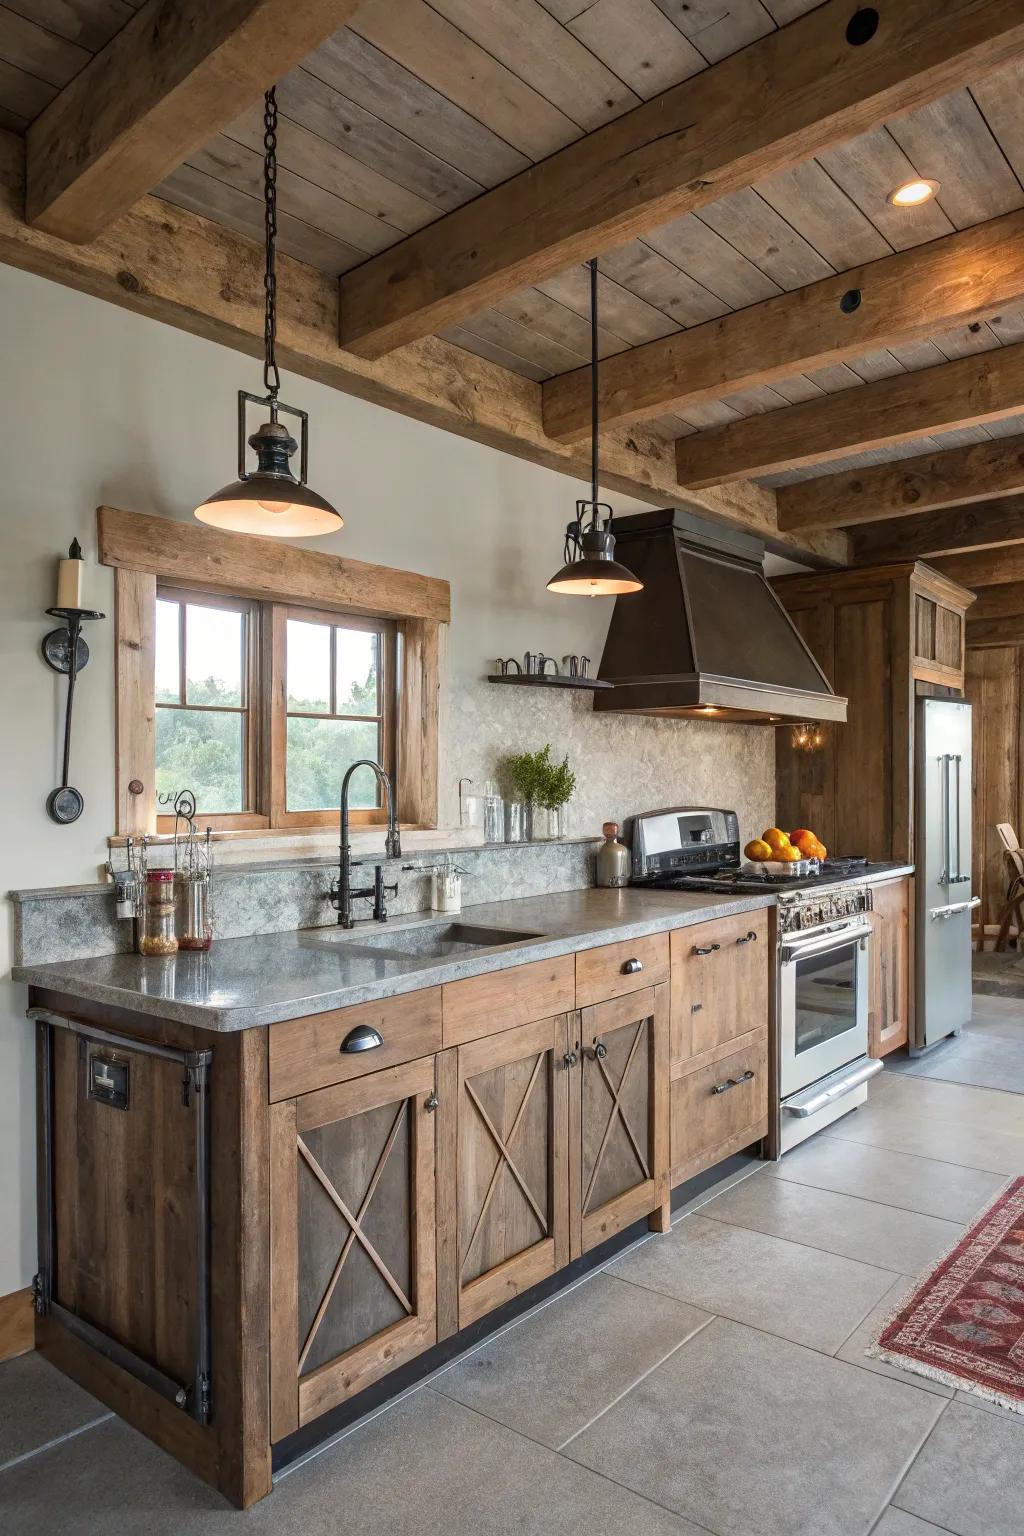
[627,807,884,1154]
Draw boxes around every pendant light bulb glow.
[547,258,642,598]
[194,88,342,539]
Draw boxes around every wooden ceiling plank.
[599,239,729,327]
[0,128,846,567]
[779,433,1024,531]
[675,339,1024,487]
[643,209,782,309]
[816,125,955,249]
[0,5,89,87]
[25,0,370,243]
[535,264,680,346]
[438,323,550,382]
[966,615,1024,647]
[885,88,1024,229]
[275,67,484,214]
[752,158,893,268]
[493,287,630,359]
[652,0,775,62]
[304,30,530,190]
[932,545,1024,589]
[850,495,1024,564]
[971,58,1024,186]
[350,0,581,162]
[969,581,1024,621]
[543,209,1024,443]
[426,0,641,126]
[0,56,58,123]
[566,0,705,99]
[337,0,1024,358]
[3,0,133,54]
[694,186,835,288]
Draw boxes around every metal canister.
[595,822,630,888]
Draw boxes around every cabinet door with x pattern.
[269,1056,437,1439]
[436,1014,570,1337]
[573,984,669,1258]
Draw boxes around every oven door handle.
[780,921,872,964]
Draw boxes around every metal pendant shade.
[546,259,642,597]
[194,90,342,538]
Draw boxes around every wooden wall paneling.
[0,1285,34,1362]
[834,595,894,861]
[964,646,1022,933]
[114,567,156,837]
[433,1046,459,1341]
[774,599,837,851]
[269,1097,299,1442]
[852,494,1024,567]
[397,617,442,828]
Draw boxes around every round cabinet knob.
[424,1092,439,1112]
[340,1024,384,1053]
[593,1040,608,1060]
[621,957,643,975]
[563,1049,579,1069]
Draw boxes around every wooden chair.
[994,823,1024,951]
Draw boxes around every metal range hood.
[594,509,847,725]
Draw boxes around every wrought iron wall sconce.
[41,540,105,824]
[792,722,825,753]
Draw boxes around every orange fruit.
[790,827,816,848]
[775,843,802,862]
[762,827,791,852]
[744,838,773,862]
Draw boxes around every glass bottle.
[138,869,179,956]
[595,822,630,888]
[176,869,212,950]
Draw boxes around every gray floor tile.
[952,1387,1024,1422]
[566,1316,943,1536]
[823,1074,1024,1175]
[609,1212,898,1352]
[768,1136,1005,1223]
[700,1173,963,1277]
[894,1399,1024,1535]
[835,1277,953,1397]
[873,1511,953,1535]
[0,1352,109,1469]
[965,1014,1024,1042]
[0,1390,710,1535]
[433,1272,711,1449]
[898,1037,1024,1095]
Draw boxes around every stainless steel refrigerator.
[914,698,980,1052]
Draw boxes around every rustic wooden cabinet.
[435,1014,570,1337]
[574,984,669,1257]
[268,1055,438,1441]
[868,876,911,1058]
[774,561,974,863]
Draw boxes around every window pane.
[286,717,380,810]
[335,628,380,716]
[155,599,181,704]
[185,604,243,707]
[287,619,331,713]
[156,708,243,813]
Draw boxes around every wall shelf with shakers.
[487,673,614,691]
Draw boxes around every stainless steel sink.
[306,919,544,962]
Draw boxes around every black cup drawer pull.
[693,942,721,957]
[340,1024,384,1053]
[621,957,644,975]
[736,931,758,945]
[711,1069,755,1096]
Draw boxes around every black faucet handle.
[373,864,399,921]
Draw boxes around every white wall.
[0,263,774,1295]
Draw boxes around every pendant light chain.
[590,256,599,511]
[263,87,281,405]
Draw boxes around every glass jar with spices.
[138,869,178,956]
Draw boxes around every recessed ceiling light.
[887,178,940,207]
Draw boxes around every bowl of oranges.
[742,827,826,876]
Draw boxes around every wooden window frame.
[105,506,448,842]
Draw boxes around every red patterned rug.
[868,1177,1024,1414]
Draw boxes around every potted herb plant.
[501,745,577,841]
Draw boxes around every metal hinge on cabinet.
[186,1372,213,1424]
[32,1270,50,1316]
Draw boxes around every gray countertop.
[13,886,775,1032]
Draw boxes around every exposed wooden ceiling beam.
[966,615,1024,648]
[675,342,1024,488]
[778,433,1024,532]
[544,213,1024,444]
[969,582,1024,621]
[0,132,844,568]
[25,0,365,244]
[851,495,1024,564]
[931,545,1024,589]
[336,0,1024,359]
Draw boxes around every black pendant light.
[195,89,342,538]
[546,259,642,596]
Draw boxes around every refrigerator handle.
[940,754,951,887]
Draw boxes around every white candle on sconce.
[55,538,85,610]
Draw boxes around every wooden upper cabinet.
[269,1056,438,1440]
[774,561,974,863]
[869,877,911,1058]
[435,1015,570,1338]
[670,911,769,1068]
[573,984,669,1259]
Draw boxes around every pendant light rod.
[590,255,599,511]
[263,88,281,410]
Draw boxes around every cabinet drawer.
[671,909,769,1067]
[269,988,442,1101]
[670,1031,767,1184]
[442,956,575,1047]
[575,932,669,1009]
